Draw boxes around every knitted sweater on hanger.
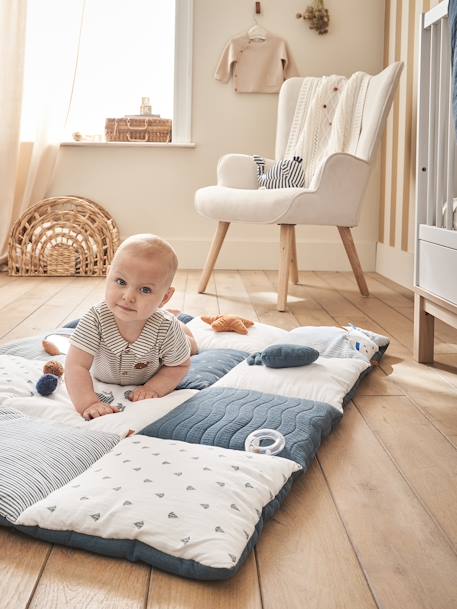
[284,72,371,189]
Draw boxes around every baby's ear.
[160,286,175,307]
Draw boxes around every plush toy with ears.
[201,314,255,335]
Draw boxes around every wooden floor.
[1,270,457,609]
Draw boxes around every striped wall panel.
[380,0,439,255]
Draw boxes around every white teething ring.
[244,429,286,456]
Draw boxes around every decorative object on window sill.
[105,116,172,142]
[140,96,152,115]
[8,196,119,277]
[296,0,330,35]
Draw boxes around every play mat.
[0,315,388,580]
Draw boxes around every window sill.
[60,141,196,148]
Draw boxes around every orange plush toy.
[201,314,255,335]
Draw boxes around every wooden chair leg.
[413,293,435,363]
[337,226,369,297]
[289,225,299,284]
[278,225,294,311]
[198,221,230,293]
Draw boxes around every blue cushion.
[63,319,79,329]
[177,313,194,324]
[247,344,319,368]
[140,387,341,469]
[177,349,248,390]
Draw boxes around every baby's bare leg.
[181,322,198,355]
[165,308,198,355]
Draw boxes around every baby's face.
[105,250,173,323]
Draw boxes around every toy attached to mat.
[201,315,254,335]
[36,361,64,396]
[247,344,319,368]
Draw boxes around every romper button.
[122,371,128,376]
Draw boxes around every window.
[67,0,176,137]
[21,0,193,144]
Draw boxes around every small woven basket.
[105,117,172,143]
[8,196,120,276]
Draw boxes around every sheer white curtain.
[0,0,85,268]
[0,0,27,268]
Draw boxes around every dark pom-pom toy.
[36,374,59,396]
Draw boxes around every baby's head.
[105,234,178,322]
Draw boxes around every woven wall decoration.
[8,196,120,277]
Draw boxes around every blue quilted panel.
[140,387,342,469]
[177,349,248,390]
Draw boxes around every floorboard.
[319,404,457,609]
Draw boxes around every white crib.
[414,0,457,362]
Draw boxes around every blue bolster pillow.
[247,344,319,368]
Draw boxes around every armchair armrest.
[280,153,371,227]
[217,154,275,189]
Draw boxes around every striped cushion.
[253,155,305,189]
[0,406,24,422]
[0,407,120,522]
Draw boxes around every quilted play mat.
[0,316,389,580]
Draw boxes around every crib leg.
[414,294,435,363]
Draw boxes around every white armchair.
[195,62,403,311]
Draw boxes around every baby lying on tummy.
[66,234,197,420]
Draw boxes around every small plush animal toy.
[201,314,254,335]
[36,360,64,396]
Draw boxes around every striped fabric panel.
[0,412,119,522]
[253,155,305,189]
[290,333,367,361]
[0,406,24,422]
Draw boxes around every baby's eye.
[139,287,152,295]
[115,278,127,286]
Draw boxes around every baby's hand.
[82,401,120,420]
[129,388,160,402]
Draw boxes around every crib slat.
[445,83,455,230]
[436,20,450,229]
[415,12,431,287]
[427,23,439,226]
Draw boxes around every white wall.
[48,0,385,270]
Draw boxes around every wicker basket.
[8,196,120,277]
[105,116,172,143]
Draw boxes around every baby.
[66,234,196,420]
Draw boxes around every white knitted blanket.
[284,72,371,189]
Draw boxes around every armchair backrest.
[275,62,403,162]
